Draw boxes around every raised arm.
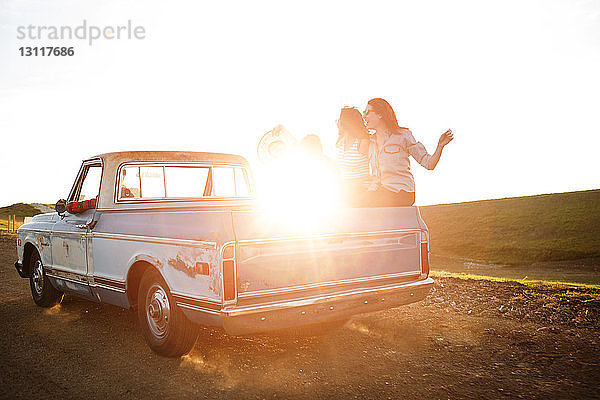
[426,129,454,170]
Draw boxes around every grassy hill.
[420,189,600,266]
[0,203,43,222]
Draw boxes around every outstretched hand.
[438,129,454,147]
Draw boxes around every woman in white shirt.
[364,98,454,206]
[335,107,371,207]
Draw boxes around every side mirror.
[55,199,66,215]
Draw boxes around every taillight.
[420,242,430,277]
[222,244,236,302]
[420,231,430,277]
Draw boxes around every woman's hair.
[367,98,402,132]
[300,134,323,155]
[338,107,369,141]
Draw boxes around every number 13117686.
[19,47,75,56]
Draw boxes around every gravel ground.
[0,234,598,399]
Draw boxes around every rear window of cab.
[117,164,252,201]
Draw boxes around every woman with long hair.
[364,98,453,206]
[335,107,371,206]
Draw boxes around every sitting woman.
[364,98,454,206]
[335,107,371,207]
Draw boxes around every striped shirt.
[335,138,370,182]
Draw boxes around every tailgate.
[231,207,426,299]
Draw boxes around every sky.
[1,0,599,207]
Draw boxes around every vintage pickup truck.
[15,151,433,357]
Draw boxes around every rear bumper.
[219,277,434,335]
[14,261,27,278]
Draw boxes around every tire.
[29,251,62,307]
[137,270,199,357]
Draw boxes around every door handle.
[75,224,88,230]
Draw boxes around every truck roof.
[91,151,249,165]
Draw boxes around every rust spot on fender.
[36,235,50,247]
[168,255,195,277]
[132,254,162,269]
[163,247,220,296]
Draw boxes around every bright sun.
[255,150,341,233]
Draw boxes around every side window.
[120,166,141,198]
[77,164,102,201]
[140,167,165,198]
[212,167,236,197]
[119,166,165,199]
[165,166,209,198]
[234,168,250,196]
[117,164,251,201]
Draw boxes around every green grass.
[430,270,600,291]
[420,189,600,266]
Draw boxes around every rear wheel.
[29,251,62,307]
[137,270,198,357]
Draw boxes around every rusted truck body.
[15,151,433,356]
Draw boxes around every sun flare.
[256,150,341,233]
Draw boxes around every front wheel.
[29,251,62,307]
[137,270,198,357]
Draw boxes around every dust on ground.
[0,235,598,399]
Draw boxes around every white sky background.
[0,0,599,207]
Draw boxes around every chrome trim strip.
[170,291,221,305]
[94,283,126,293]
[222,278,434,317]
[97,208,250,215]
[46,273,90,286]
[50,230,88,238]
[91,232,217,250]
[46,267,128,292]
[236,229,421,245]
[45,266,90,280]
[238,270,422,298]
[43,264,70,273]
[19,228,92,237]
[46,266,85,275]
[115,197,255,204]
[95,203,254,212]
[177,302,221,315]
[17,228,54,234]
[93,276,126,289]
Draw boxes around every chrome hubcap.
[146,284,170,339]
[32,260,44,295]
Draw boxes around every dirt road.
[1,235,598,399]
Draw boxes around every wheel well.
[127,261,161,310]
[22,242,37,277]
